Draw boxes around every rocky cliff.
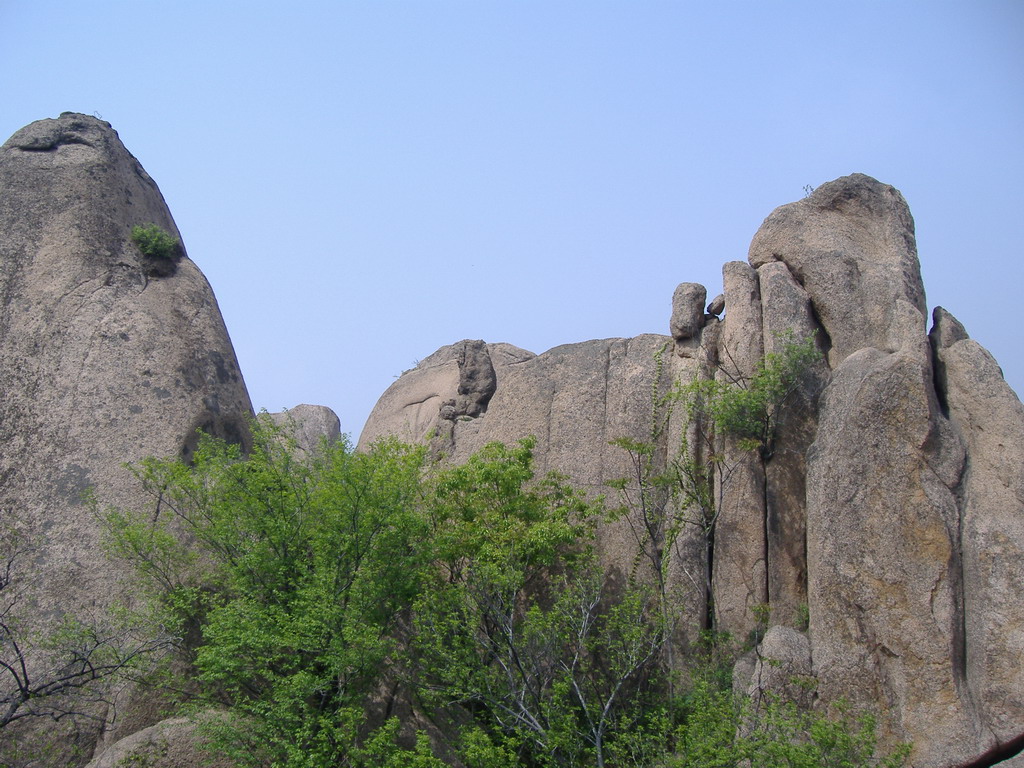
[0,113,256,762]
[1,111,1019,767]
[361,174,1024,767]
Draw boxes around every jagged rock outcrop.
[361,340,531,448]
[748,174,926,365]
[4,119,1019,768]
[0,114,253,763]
[361,173,1024,766]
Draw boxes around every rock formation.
[362,174,1024,766]
[0,114,253,763]
[265,403,342,454]
[2,111,1019,767]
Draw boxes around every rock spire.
[362,174,1024,767]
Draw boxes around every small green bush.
[131,224,179,260]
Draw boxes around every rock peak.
[362,174,1024,767]
[749,172,926,364]
[0,115,253,761]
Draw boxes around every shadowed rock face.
[0,113,253,760]
[361,174,1024,767]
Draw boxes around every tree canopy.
[98,404,905,767]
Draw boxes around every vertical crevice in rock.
[929,307,968,418]
[806,297,833,360]
[761,462,771,612]
[930,306,1024,751]
[667,278,712,632]
[713,261,767,638]
[756,260,828,627]
[927,309,973,696]
[690,319,720,634]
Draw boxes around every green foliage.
[413,567,664,768]
[104,414,907,768]
[608,330,822,646]
[410,440,664,768]
[796,602,810,632]
[130,223,180,260]
[106,421,432,766]
[457,728,522,768]
[694,330,821,458]
[669,679,910,768]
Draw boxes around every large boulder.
[360,334,692,620]
[360,340,532,448]
[266,403,342,453]
[804,347,978,763]
[82,715,233,768]
[360,335,675,488]
[748,173,927,364]
[746,175,1023,764]
[0,113,253,763]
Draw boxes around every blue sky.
[3,1,1021,438]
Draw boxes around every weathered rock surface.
[3,124,1020,768]
[361,173,1024,766]
[266,403,342,453]
[360,334,683,595]
[82,715,233,768]
[757,260,826,627]
[806,347,978,763]
[670,281,706,344]
[0,114,253,763]
[749,173,926,364]
[932,307,1024,748]
[360,340,534,448]
[361,335,674,490]
[711,261,768,637]
[741,626,814,709]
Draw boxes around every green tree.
[103,412,907,768]
[410,439,666,768]
[130,223,180,260]
[698,329,821,459]
[610,330,822,638]
[105,422,432,766]
[670,676,910,768]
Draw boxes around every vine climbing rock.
[362,174,1024,768]
[0,113,254,763]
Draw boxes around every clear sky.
[3,1,1021,439]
